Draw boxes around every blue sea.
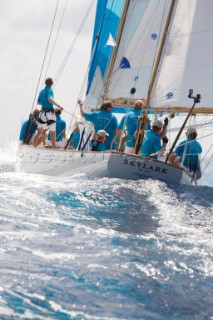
[0,141,213,320]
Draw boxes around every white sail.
[84,67,104,111]
[106,0,171,102]
[150,0,213,112]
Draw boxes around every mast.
[134,0,176,155]
[146,0,176,105]
[101,0,131,102]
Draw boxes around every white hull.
[16,145,194,185]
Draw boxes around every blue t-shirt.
[48,115,66,141]
[92,140,106,152]
[38,86,54,110]
[118,110,151,147]
[19,119,37,141]
[71,131,80,149]
[141,130,162,158]
[84,110,118,149]
[175,139,202,172]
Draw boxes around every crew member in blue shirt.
[175,126,202,174]
[141,120,168,158]
[33,77,63,148]
[91,130,109,152]
[46,108,66,148]
[70,122,81,150]
[116,100,151,154]
[77,99,118,150]
[19,109,40,145]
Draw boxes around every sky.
[0,0,96,143]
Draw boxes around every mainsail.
[89,0,213,114]
[104,0,172,105]
[150,0,213,113]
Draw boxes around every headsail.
[85,0,125,110]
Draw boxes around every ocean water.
[0,141,213,320]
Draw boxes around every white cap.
[152,120,163,129]
[186,126,197,134]
[97,130,109,137]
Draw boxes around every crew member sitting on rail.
[141,120,168,159]
[91,130,109,152]
[174,126,202,179]
[19,109,40,145]
[70,122,80,150]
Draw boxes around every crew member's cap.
[152,120,164,129]
[186,126,197,134]
[97,130,109,137]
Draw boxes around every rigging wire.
[53,0,96,87]
[66,1,110,133]
[66,35,103,134]
[202,150,213,173]
[30,0,60,112]
[43,0,69,85]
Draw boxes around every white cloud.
[0,0,96,142]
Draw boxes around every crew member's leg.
[47,111,56,148]
[33,127,45,147]
[50,131,56,149]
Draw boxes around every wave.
[0,142,213,319]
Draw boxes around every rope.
[54,0,96,87]
[202,150,213,172]
[43,0,69,84]
[30,0,60,112]
[66,2,109,132]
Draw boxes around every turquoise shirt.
[175,139,202,172]
[92,141,106,151]
[19,119,37,141]
[118,110,151,147]
[71,131,80,149]
[38,86,54,110]
[48,115,66,141]
[84,110,118,149]
[141,130,162,158]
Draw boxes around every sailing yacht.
[16,0,213,185]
